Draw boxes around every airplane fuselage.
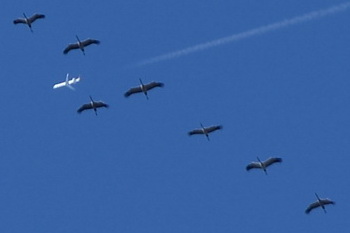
[53,76,80,89]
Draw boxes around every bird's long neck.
[76,35,81,43]
[199,123,209,139]
[202,124,208,134]
[257,157,263,165]
[139,79,148,98]
[76,36,84,53]
[315,193,321,202]
[23,13,33,32]
[89,96,94,106]
[139,79,145,90]
[257,157,266,174]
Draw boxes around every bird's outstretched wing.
[305,201,320,214]
[188,129,203,136]
[77,103,92,113]
[81,39,100,47]
[124,86,143,97]
[263,157,282,167]
[246,162,262,171]
[205,125,222,133]
[28,13,45,23]
[94,101,109,108]
[13,18,26,24]
[144,81,164,91]
[63,43,80,54]
[321,199,335,205]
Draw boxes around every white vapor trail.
[135,2,350,67]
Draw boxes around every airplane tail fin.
[76,74,81,82]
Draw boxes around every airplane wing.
[67,85,75,91]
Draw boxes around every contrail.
[135,2,350,67]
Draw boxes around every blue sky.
[1,1,350,232]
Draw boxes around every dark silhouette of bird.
[188,123,222,141]
[305,193,335,214]
[246,157,282,175]
[13,13,45,32]
[63,36,100,55]
[77,96,108,115]
[124,79,164,99]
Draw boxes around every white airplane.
[53,73,81,90]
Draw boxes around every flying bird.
[188,123,222,141]
[246,157,282,175]
[63,36,100,55]
[77,96,108,115]
[124,79,164,99]
[53,73,81,90]
[13,13,45,32]
[305,193,335,214]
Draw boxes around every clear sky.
[1,1,350,232]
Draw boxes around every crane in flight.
[124,79,164,99]
[13,13,45,32]
[77,96,109,116]
[188,123,222,141]
[63,36,100,55]
[246,157,282,175]
[305,193,335,214]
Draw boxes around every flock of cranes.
[74,79,165,115]
[13,11,336,216]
